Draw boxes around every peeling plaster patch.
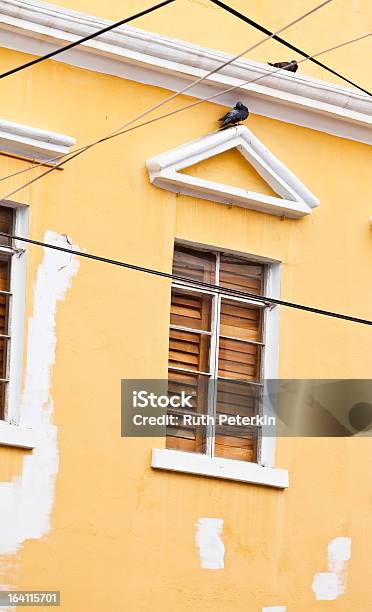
[311,537,352,601]
[195,518,225,569]
[328,537,351,570]
[262,607,287,611]
[0,232,80,556]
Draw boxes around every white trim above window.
[147,125,319,218]
[0,118,75,163]
[151,448,288,488]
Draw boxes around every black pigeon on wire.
[218,101,249,129]
[268,60,298,72]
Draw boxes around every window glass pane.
[170,288,212,331]
[169,328,210,373]
[0,292,10,337]
[219,298,262,342]
[173,246,215,284]
[219,255,264,295]
[214,422,258,462]
[0,382,5,420]
[166,371,209,454]
[215,337,263,463]
[0,207,14,247]
[0,337,8,379]
[215,380,260,463]
[0,258,11,292]
[218,337,262,380]
[216,379,261,418]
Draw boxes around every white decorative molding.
[152,448,289,488]
[146,125,319,218]
[0,0,371,145]
[0,421,35,449]
[0,117,75,162]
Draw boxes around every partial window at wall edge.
[0,202,28,424]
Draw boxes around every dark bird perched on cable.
[218,101,249,129]
[268,60,298,73]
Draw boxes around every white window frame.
[152,244,288,488]
[0,200,35,449]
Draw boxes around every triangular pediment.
[146,125,319,219]
[181,148,278,197]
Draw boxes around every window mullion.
[207,253,221,458]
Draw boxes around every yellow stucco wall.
[0,6,371,607]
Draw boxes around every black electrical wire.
[4,231,372,327]
[0,0,176,80]
[209,0,372,97]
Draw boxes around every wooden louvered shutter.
[167,288,211,453]
[0,206,14,419]
[215,256,265,462]
[216,378,261,460]
[219,256,264,295]
[172,246,215,285]
[166,246,214,453]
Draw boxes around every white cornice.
[0,1,371,145]
[0,117,75,162]
[147,125,319,218]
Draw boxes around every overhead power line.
[4,231,372,327]
[0,29,367,203]
[0,0,176,80]
[209,0,372,96]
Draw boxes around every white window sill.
[0,421,36,449]
[151,449,288,488]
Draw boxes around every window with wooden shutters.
[0,206,16,421]
[167,245,268,464]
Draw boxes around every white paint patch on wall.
[0,232,80,558]
[311,537,352,601]
[312,572,340,601]
[195,518,225,570]
[262,607,287,611]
